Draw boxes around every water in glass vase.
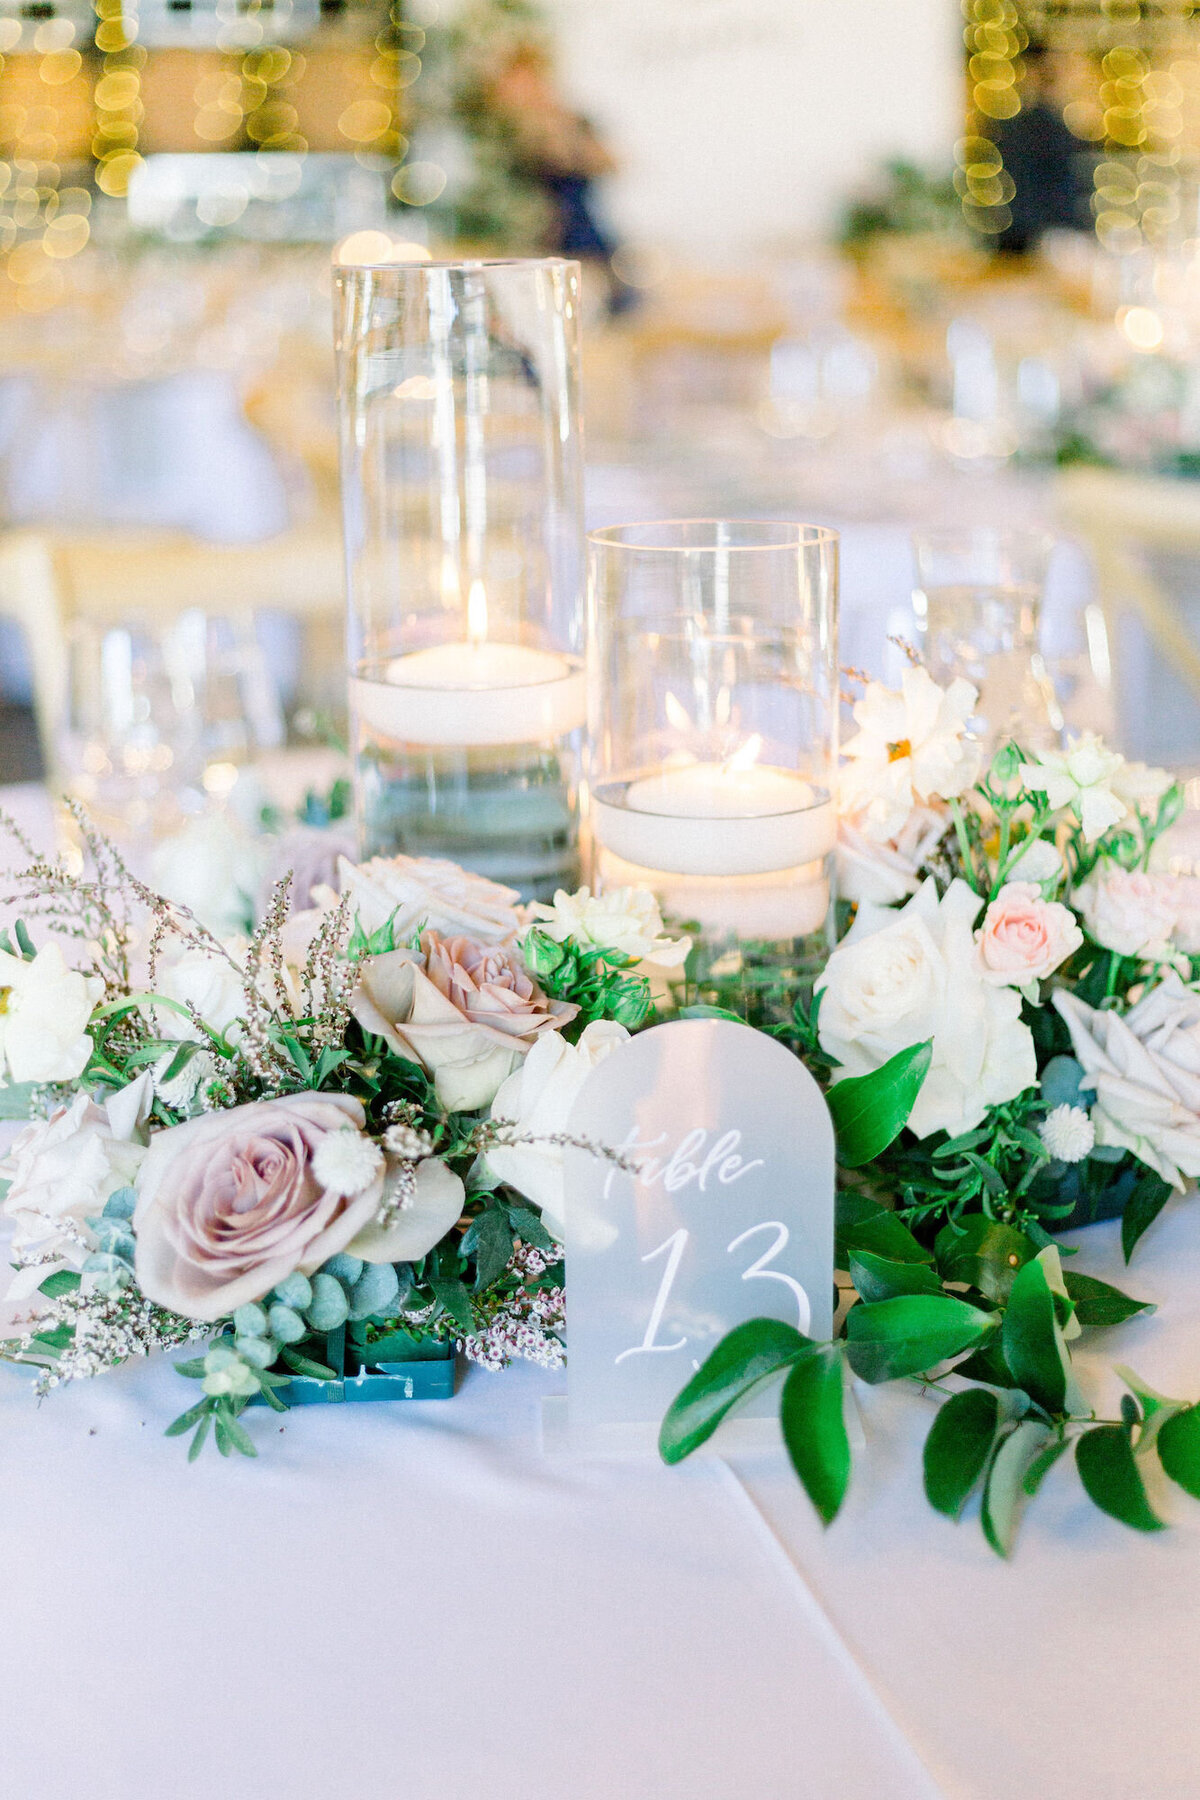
[351,664,583,901]
[924,581,1061,751]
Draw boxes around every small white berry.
[1040,1104,1095,1164]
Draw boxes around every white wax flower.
[485,1019,631,1238]
[0,942,101,1085]
[1054,974,1200,1190]
[1040,1104,1095,1164]
[526,885,691,969]
[817,876,1036,1139]
[1019,734,1127,844]
[839,668,982,843]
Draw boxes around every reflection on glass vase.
[334,256,586,900]
[586,520,839,1026]
[913,527,1062,752]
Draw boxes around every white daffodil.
[1019,734,1127,845]
[839,667,982,843]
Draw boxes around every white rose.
[346,1157,466,1263]
[152,942,249,1044]
[817,877,1036,1139]
[836,805,947,907]
[1054,975,1200,1190]
[338,853,520,946]
[151,811,264,939]
[526,885,691,969]
[1076,868,1179,961]
[485,1020,631,1237]
[0,943,101,1085]
[0,1073,152,1297]
[1006,836,1064,887]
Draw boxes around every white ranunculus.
[151,811,264,939]
[1054,975,1200,1190]
[485,1019,631,1237]
[817,876,1037,1139]
[0,943,101,1085]
[1019,734,1127,844]
[338,853,521,946]
[839,668,982,842]
[526,885,691,969]
[836,805,948,907]
[1075,867,1179,961]
[0,1073,152,1297]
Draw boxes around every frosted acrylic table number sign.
[545,1019,834,1456]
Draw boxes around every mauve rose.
[352,933,576,1111]
[133,1092,384,1320]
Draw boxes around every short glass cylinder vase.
[586,520,839,1023]
[335,257,586,900]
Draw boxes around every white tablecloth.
[3,787,1200,1799]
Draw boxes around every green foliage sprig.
[522,927,653,1032]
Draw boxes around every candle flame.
[723,733,763,774]
[440,555,461,610]
[664,690,692,733]
[467,578,488,648]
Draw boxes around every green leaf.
[279,1348,338,1381]
[504,1204,554,1251]
[923,1387,1001,1518]
[1001,1259,1068,1414]
[428,1275,474,1333]
[1062,1271,1155,1331]
[845,1294,998,1385]
[165,1399,211,1437]
[934,1217,1035,1304]
[677,1004,746,1023]
[826,1040,933,1167]
[955,1338,1022,1388]
[218,1409,258,1458]
[835,1192,933,1267]
[1122,1171,1173,1263]
[1022,1434,1070,1497]
[13,918,35,959]
[847,1250,942,1303]
[468,1206,515,1292]
[779,1344,850,1526]
[37,1269,81,1298]
[1076,1424,1164,1531]
[1156,1405,1200,1500]
[659,1317,806,1464]
[982,1420,1053,1557]
[173,1355,210,1380]
[187,1412,213,1462]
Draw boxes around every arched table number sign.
[544,1019,835,1456]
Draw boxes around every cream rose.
[836,805,948,907]
[526,886,690,969]
[0,942,100,1085]
[1054,976,1200,1190]
[338,853,521,946]
[976,881,1082,997]
[346,1157,466,1263]
[817,877,1036,1139]
[352,934,575,1112]
[133,1092,385,1320]
[1076,868,1179,961]
[485,1019,631,1237]
[0,1073,152,1298]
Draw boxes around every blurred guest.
[487,44,636,313]
[990,44,1091,255]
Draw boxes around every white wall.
[550,0,961,256]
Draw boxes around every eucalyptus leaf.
[982,1419,1053,1557]
[1076,1424,1164,1532]
[1040,1055,1087,1110]
[923,1387,1001,1518]
[779,1344,850,1526]
[659,1317,807,1464]
[847,1250,942,1303]
[1062,1271,1155,1331]
[1001,1259,1068,1415]
[1156,1405,1200,1500]
[845,1294,998,1385]
[826,1040,933,1167]
[0,1081,36,1120]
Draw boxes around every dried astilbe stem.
[888,634,923,668]
[471,1121,642,1176]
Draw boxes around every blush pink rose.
[977,881,1083,992]
[133,1092,384,1321]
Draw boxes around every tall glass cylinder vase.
[335,257,585,899]
[587,520,839,1023]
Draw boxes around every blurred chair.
[0,524,345,778]
[1056,467,1200,764]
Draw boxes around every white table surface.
[3,787,1200,1800]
